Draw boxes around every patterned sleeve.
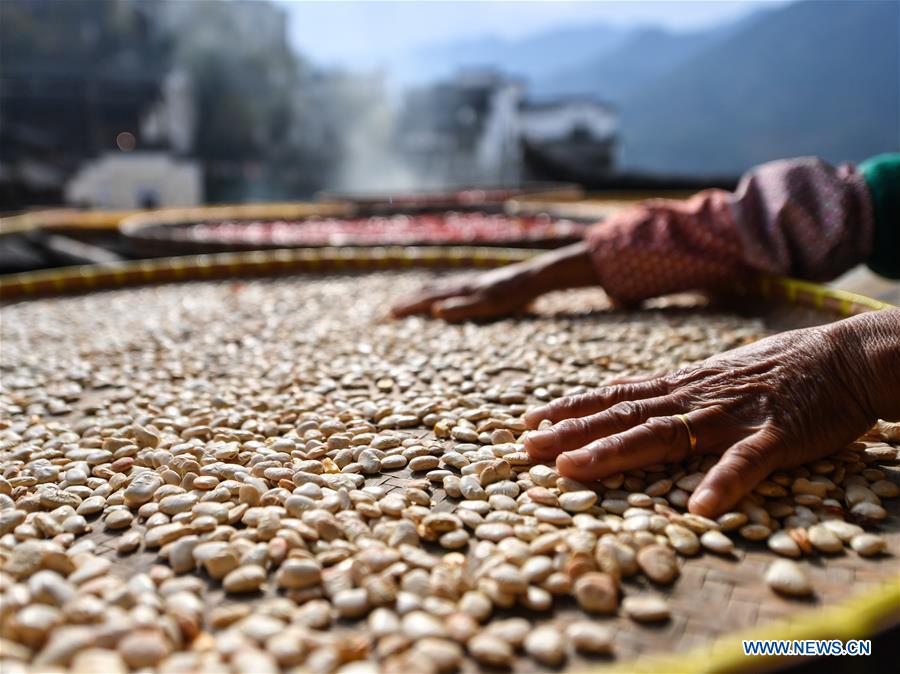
[585,157,875,304]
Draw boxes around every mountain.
[619,0,900,174]
[395,24,632,85]
[534,25,731,102]
[390,0,897,177]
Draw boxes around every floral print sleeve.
[585,157,875,304]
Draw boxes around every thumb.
[688,432,779,518]
[390,284,469,318]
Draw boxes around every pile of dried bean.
[1,273,896,673]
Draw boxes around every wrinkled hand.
[523,311,900,518]
[391,242,598,322]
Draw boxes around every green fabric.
[859,153,900,279]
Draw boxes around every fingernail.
[524,430,554,450]
[523,409,544,427]
[559,449,591,467]
[690,488,718,515]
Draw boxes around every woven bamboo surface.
[2,248,899,672]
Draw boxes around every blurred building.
[0,0,170,209]
[141,70,196,155]
[397,70,618,185]
[154,0,291,57]
[398,71,523,184]
[519,98,618,182]
[0,0,314,209]
[65,152,202,209]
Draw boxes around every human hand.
[523,310,900,518]
[390,242,598,322]
[390,260,542,322]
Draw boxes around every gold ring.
[675,414,698,452]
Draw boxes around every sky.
[277,0,787,68]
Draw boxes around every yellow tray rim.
[0,246,895,315]
[0,202,353,236]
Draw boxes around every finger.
[432,293,523,323]
[555,408,725,481]
[604,370,669,387]
[687,431,780,518]
[390,284,468,318]
[524,379,670,429]
[524,395,684,461]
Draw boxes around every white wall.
[519,102,617,142]
[65,152,203,209]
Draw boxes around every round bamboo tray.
[118,210,591,257]
[118,202,354,256]
[1,247,897,673]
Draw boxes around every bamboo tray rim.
[118,201,354,233]
[0,247,895,315]
[0,202,355,236]
[0,208,139,235]
[1,246,897,673]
